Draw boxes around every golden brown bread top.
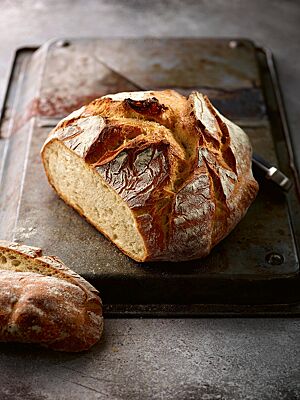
[0,241,103,351]
[43,90,258,261]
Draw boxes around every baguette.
[0,241,103,352]
[41,90,258,262]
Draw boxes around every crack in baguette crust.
[41,90,258,262]
[0,241,103,351]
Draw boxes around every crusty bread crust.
[41,90,258,262]
[0,241,103,351]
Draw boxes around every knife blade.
[252,152,292,192]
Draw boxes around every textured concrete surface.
[0,1,300,399]
[0,319,300,400]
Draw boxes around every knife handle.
[252,153,292,192]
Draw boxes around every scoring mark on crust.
[124,97,168,116]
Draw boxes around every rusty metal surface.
[0,38,266,132]
[0,38,299,310]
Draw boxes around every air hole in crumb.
[12,260,21,266]
[112,234,118,240]
[1,256,7,264]
[8,255,16,260]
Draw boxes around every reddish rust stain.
[12,93,105,134]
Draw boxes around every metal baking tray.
[0,38,299,316]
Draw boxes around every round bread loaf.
[41,90,258,262]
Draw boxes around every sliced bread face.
[42,141,147,261]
